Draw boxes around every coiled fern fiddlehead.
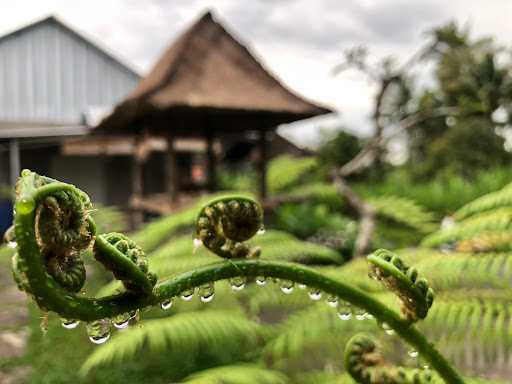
[7,170,464,384]
[345,333,433,383]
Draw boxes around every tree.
[408,22,512,178]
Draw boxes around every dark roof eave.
[94,101,332,135]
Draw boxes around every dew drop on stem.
[337,306,352,321]
[180,288,194,301]
[87,319,111,345]
[256,276,267,286]
[161,299,173,310]
[61,319,79,329]
[199,283,215,303]
[280,280,294,294]
[113,313,131,329]
[229,276,246,291]
[308,289,322,301]
[326,295,338,308]
[355,308,367,320]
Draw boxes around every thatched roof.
[96,11,332,134]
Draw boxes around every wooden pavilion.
[94,10,331,215]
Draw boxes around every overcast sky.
[1,0,511,146]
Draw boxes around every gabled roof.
[98,11,331,132]
[0,15,140,78]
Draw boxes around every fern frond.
[400,250,512,292]
[368,195,436,232]
[182,364,288,384]
[80,310,271,375]
[264,304,376,362]
[132,192,253,252]
[282,182,343,210]
[454,183,512,220]
[421,207,512,248]
[267,156,318,194]
[419,296,512,371]
[251,231,344,265]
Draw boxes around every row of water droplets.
[243,275,421,361]
[60,310,139,344]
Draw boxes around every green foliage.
[283,182,343,210]
[454,182,512,220]
[267,156,319,194]
[422,182,512,251]
[182,364,288,384]
[414,118,511,179]
[273,202,353,239]
[81,311,270,375]
[90,204,127,234]
[354,167,512,215]
[407,22,512,179]
[316,129,362,169]
[217,168,257,192]
[368,195,436,232]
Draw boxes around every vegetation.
[9,170,465,383]
[2,19,512,384]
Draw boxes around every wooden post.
[166,132,178,202]
[9,139,20,187]
[131,133,145,227]
[258,129,267,200]
[206,130,216,192]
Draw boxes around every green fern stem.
[13,171,464,384]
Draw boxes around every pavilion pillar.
[257,129,268,200]
[131,133,145,227]
[206,130,216,192]
[9,139,20,187]
[166,132,178,203]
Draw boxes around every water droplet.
[89,334,110,344]
[280,280,294,294]
[308,289,322,301]
[201,292,215,303]
[199,283,215,303]
[297,284,307,289]
[355,308,367,320]
[230,277,246,291]
[326,295,338,308]
[337,306,352,321]
[381,322,395,335]
[408,350,419,358]
[61,319,79,329]
[87,319,111,345]
[113,313,131,329]
[193,238,202,253]
[256,276,267,286]
[257,227,266,235]
[161,299,173,310]
[365,313,374,320]
[180,289,194,301]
